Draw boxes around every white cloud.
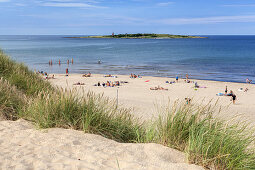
[157,2,174,6]
[40,2,105,8]
[223,4,255,7]
[157,15,255,25]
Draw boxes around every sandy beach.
[0,119,203,170]
[49,74,255,122]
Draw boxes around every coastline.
[49,73,255,122]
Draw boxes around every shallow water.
[0,35,254,83]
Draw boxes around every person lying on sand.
[82,72,91,77]
[73,82,85,85]
[150,86,168,90]
[194,82,199,88]
[104,74,112,77]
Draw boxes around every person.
[59,59,61,65]
[98,60,101,64]
[246,78,252,83]
[106,81,110,87]
[116,81,120,86]
[98,82,101,86]
[186,74,189,82]
[185,97,191,104]
[194,82,199,88]
[71,58,74,64]
[66,68,69,76]
[111,82,114,87]
[130,73,133,78]
[231,93,237,104]
[67,59,69,65]
[176,75,178,83]
[50,60,53,65]
[73,82,85,85]
[225,86,228,94]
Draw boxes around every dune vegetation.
[0,49,254,169]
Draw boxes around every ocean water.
[0,35,254,83]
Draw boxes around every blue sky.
[1,0,255,35]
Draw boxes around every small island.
[65,33,206,39]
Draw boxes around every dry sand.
[0,119,203,170]
[50,74,255,122]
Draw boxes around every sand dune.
[0,119,203,170]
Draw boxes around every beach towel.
[145,80,150,82]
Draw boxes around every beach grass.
[0,78,27,120]
[0,50,255,169]
[21,90,143,142]
[0,49,53,96]
[142,103,255,169]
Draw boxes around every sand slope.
[0,119,203,170]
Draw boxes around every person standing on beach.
[66,68,69,76]
[225,86,228,94]
[176,75,178,83]
[232,93,236,104]
[71,58,73,64]
[67,59,69,65]
[186,74,189,82]
[59,59,61,65]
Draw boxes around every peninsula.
[65,33,206,39]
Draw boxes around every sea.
[0,35,254,83]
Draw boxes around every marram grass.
[142,103,255,169]
[0,49,255,169]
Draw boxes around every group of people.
[225,86,237,104]
[94,81,120,87]
[150,86,168,91]
[49,58,74,66]
[130,74,141,78]
[246,78,252,84]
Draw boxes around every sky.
[1,0,255,35]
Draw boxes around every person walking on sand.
[66,68,69,76]
[232,93,237,104]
